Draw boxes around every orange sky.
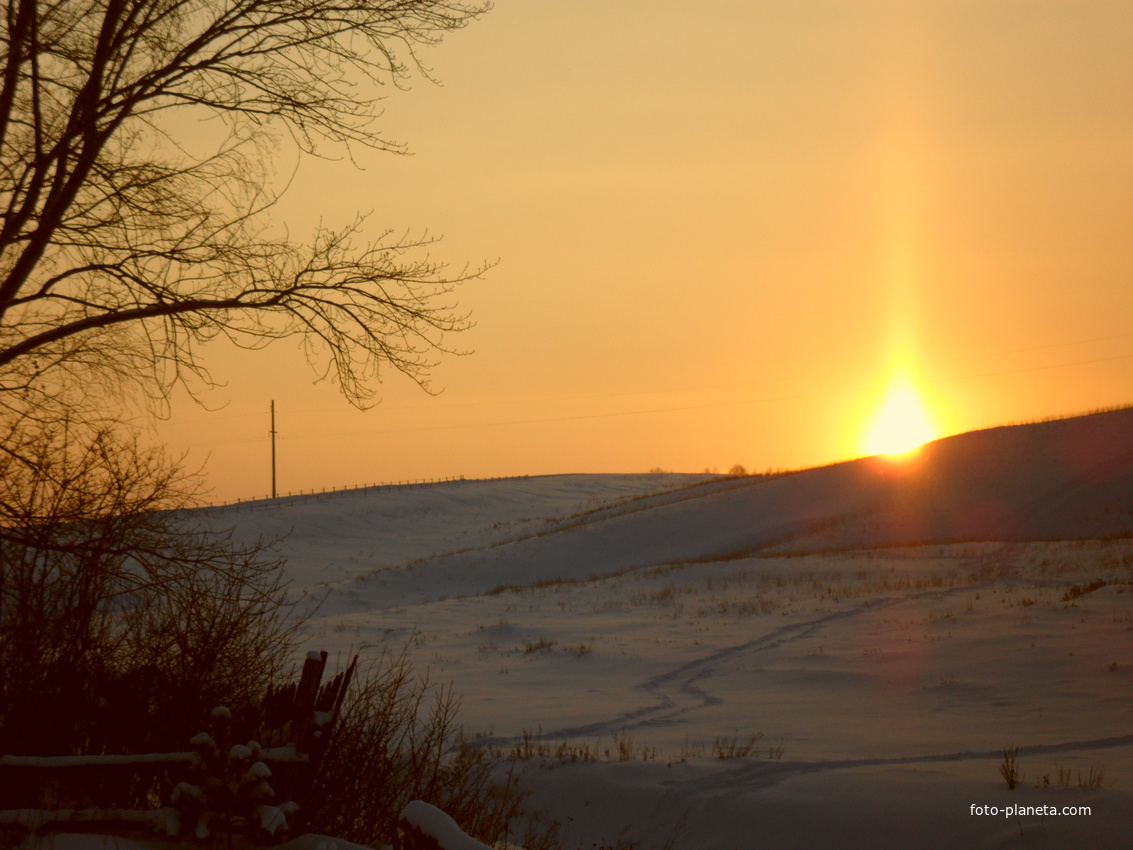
[151,1,1133,503]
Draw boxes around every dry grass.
[300,648,558,850]
[1000,746,1022,790]
[712,731,764,759]
[501,727,775,767]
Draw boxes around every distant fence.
[205,473,534,512]
[0,651,355,842]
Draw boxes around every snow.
[400,800,494,850]
[259,801,299,836]
[8,834,182,850]
[16,410,1133,848]
[0,808,179,833]
[245,761,272,780]
[275,835,380,850]
[515,759,1133,849]
[214,473,714,597]
[253,411,1130,848]
[262,744,307,763]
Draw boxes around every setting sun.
[862,381,937,457]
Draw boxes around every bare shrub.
[299,648,552,848]
[0,416,298,802]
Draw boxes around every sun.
[861,380,937,457]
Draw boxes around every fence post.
[290,652,327,753]
[271,651,328,805]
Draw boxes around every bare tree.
[0,1,511,823]
[0,0,489,418]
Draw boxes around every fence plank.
[0,753,197,769]
[288,651,327,753]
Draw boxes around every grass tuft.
[1064,578,1107,601]
[1000,746,1022,790]
[1078,766,1106,789]
[712,731,765,759]
[522,637,557,654]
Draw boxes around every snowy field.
[188,409,1133,848]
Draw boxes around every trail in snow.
[539,598,905,740]
[528,544,1024,742]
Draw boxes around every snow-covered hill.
[211,406,1133,610]
[198,408,1133,849]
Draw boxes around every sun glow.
[861,380,937,457]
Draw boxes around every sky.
[151,0,1133,504]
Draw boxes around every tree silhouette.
[0,0,489,418]
[0,0,490,794]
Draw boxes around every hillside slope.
[276,406,1133,610]
[205,409,1133,848]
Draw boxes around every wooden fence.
[0,651,356,842]
[206,473,535,512]
[218,475,467,511]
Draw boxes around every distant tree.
[0,0,489,422]
[728,464,747,476]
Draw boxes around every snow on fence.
[0,651,355,843]
[397,801,494,850]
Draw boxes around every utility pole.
[270,400,277,499]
